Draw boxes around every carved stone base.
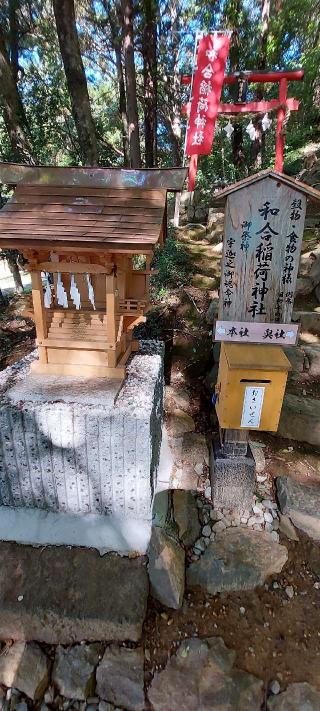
[210,437,255,512]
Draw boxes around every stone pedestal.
[210,437,255,511]
[0,341,164,554]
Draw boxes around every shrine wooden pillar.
[30,269,48,365]
[106,272,118,368]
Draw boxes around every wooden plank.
[2,204,164,217]
[27,261,113,274]
[11,195,165,208]
[0,233,158,244]
[38,338,110,350]
[16,185,167,200]
[0,163,187,191]
[215,320,299,345]
[0,237,155,253]
[0,213,163,226]
[0,223,160,235]
[31,361,125,379]
[47,348,108,366]
[0,202,163,221]
[218,178,306,324]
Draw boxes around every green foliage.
[151,232,193,298]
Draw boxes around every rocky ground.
[0,217,320,709]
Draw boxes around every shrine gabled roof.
[0,184,167,253]
[0,162,187,191]
[213,169,320,203]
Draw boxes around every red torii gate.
[181,68,304,191]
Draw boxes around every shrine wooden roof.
[213,169,320,204]
[0,163,187,191]
[0,184,167,253]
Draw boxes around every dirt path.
[143,223,320,699]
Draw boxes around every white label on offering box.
[241,386,265,428]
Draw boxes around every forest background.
[0,0,319,291]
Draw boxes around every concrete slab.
[0,542,148,643]
[0,506,152,555]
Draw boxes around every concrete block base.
[210,437,255,511]
[0,342,164,554]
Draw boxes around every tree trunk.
[0,26,34,163]
[52,0,98,166]
[6,253,24,293]
[143,0,157,167]
[115,43,130,165]
[104,0,130,165]
[9,0,19,82]
[121,0,141,168]
[252,0,270,169]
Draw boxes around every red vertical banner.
[186,33,230,157]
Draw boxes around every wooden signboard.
[215,320,299,345]
[218,175,306,323]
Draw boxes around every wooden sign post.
[210,170,320,510]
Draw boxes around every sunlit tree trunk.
[52,0,98,166]
[121,0,141,168]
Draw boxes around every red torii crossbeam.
[182,69,304,191]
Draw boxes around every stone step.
[0,542,148,643]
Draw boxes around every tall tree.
[102,0,130,165]
[142,0,157,167]
[52,0,98,165]
[0,22,34,163]
[121,0,141,168]
[158,0,183,166]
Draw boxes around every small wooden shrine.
[0,164,187,379]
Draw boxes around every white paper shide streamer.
[57,272,68,309]
[223,120,234,139]
[262,112,272,131]
[246,120,256,141]
[70,273,81,310]
[43,271,52,308]
[86,273,96,310]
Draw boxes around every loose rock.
[267,682,320,710]
[173,490,201,547]
[186,528,288,594]
[277,394,320,447]
[279,514,299,541]
[148,636,263,710]
[148,527,185,609]
[270,680,281,695]
[96,646,144,711]
[53,644,102,700]
[0,642,48,701]
[167,409,195,437]
[277,476,320,540]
